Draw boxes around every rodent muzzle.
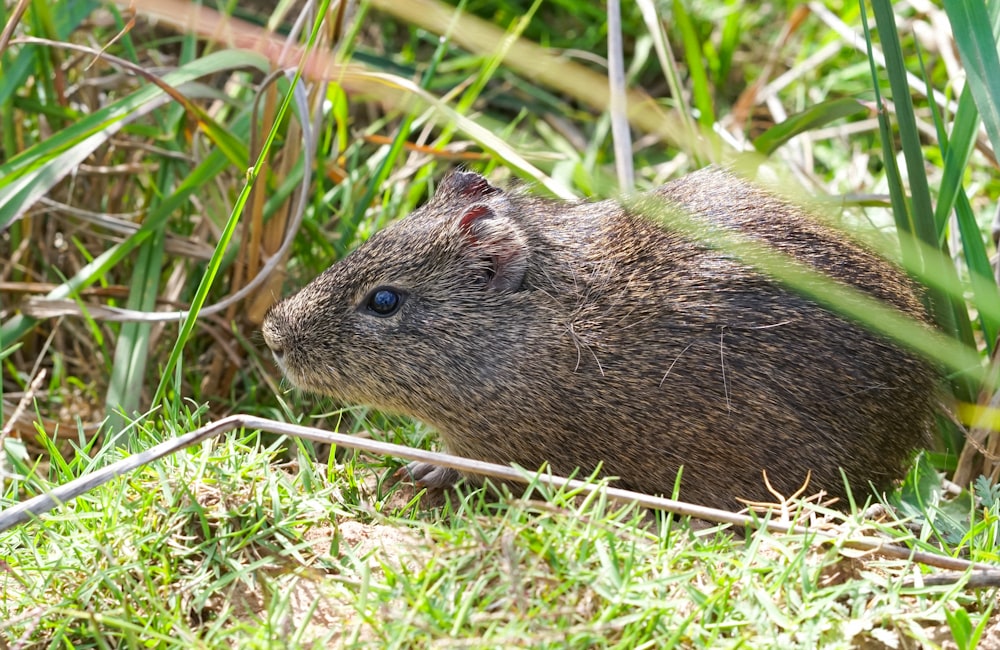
[260,313,288,369]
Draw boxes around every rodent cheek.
[344,311,404,353]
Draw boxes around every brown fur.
[262,167,937,511]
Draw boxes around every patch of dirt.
[222,512,428,646]
[225,574,364,644]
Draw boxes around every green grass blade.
[152,74,312,406]
[934,86,981,236]
[955,190,1000,351]
[860,1,978,459]
[923,61,1000,353]
[673,0,715,128]
[867,0,978,412]
[941,0,1000,355]
[859,4,919,272]
[103,197,168,444]
[943,0,1000,161]
[868,2,940,259]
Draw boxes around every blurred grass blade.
[940,3,1000,353]
[342,12,458,251]
[955,190,1000,351]
[753,98,869,156]
[608,0,635,191]
[633,195,986,388]
[371,0,725,161]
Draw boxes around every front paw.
[394,462,461,489]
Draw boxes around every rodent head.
[262,172,538,423]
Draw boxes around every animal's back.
[481,167,935,508]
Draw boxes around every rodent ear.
[439,171,502,202]
[458,204,529,292]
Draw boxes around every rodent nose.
[261,324,285,361]
[264,337,286,369]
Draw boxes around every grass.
[2,0,1000,646]
[3,421,998,647]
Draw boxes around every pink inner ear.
[459,205,493,237]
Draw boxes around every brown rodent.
[262,167,937,511]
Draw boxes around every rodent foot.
[396,462,460,489]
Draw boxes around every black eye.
[364,287,404,317]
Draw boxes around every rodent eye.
[364,286,404,317]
